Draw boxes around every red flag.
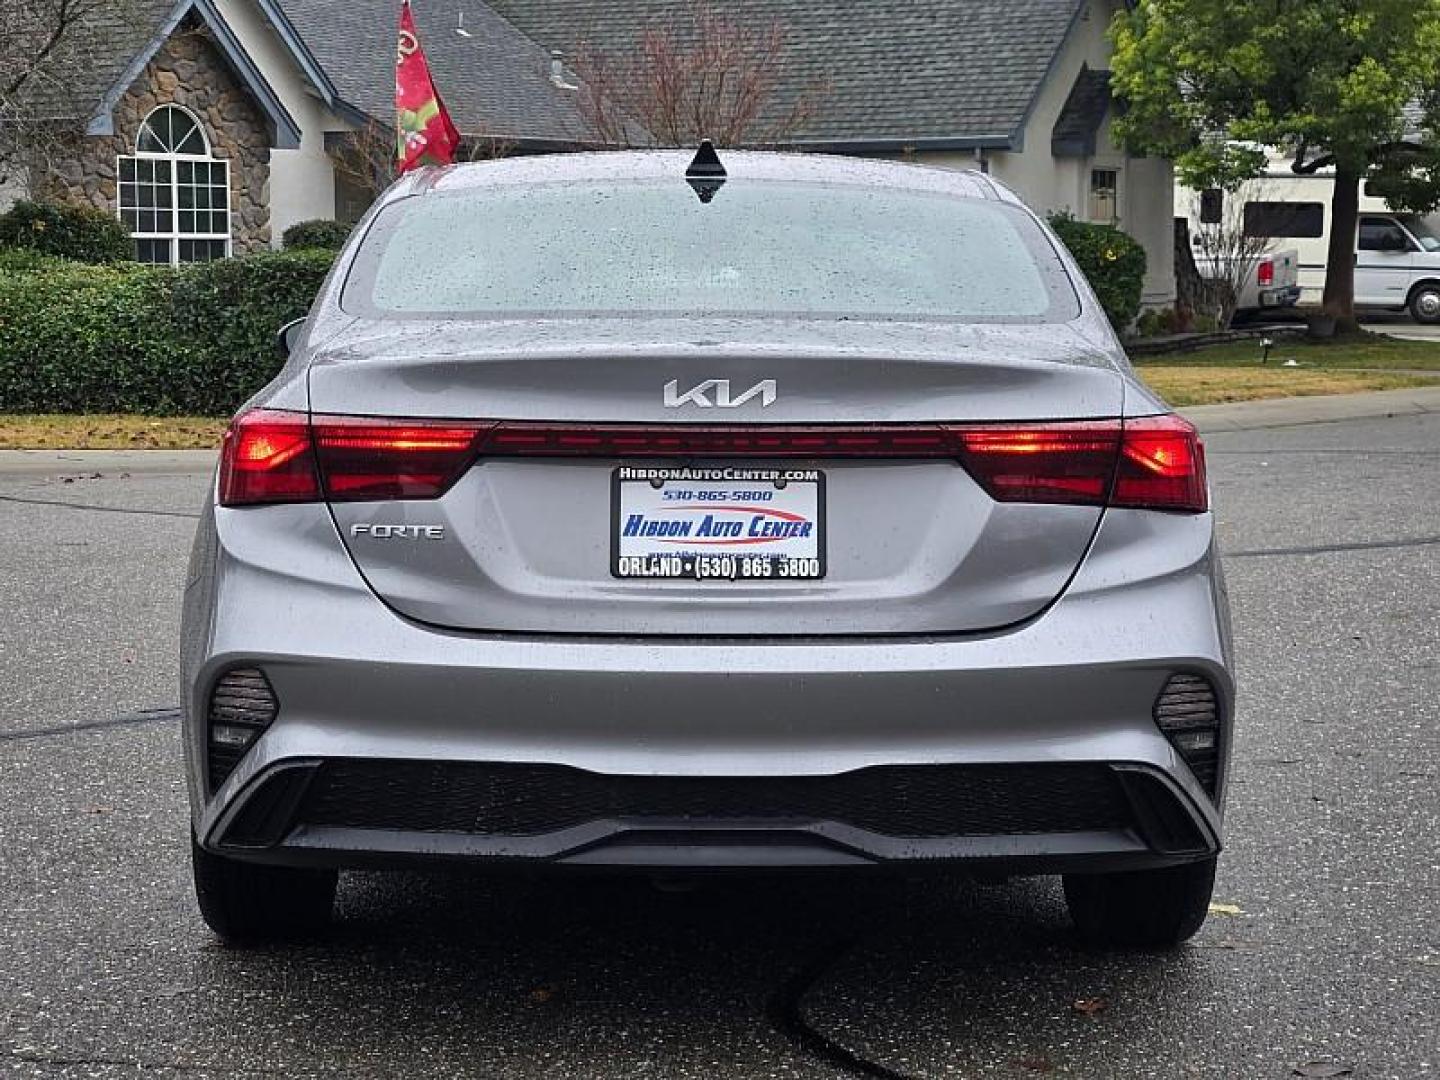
[395,0,461,172]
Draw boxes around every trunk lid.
[308,317,1125,636]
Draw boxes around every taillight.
[218,410,320,506]
[218,413,1206,513]
[311,416,491,500]
[1257,259,1274,286]
[947,423,1121,506]
[1111,414,1208,512]
[218,410,489,506]
[483,421,954,457]
[945,416,1205,512]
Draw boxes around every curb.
[0,448,218,474]
[1180,385,1440,433]
[3,387,1440,473]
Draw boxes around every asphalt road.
[1,413,1437,1079]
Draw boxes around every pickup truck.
[1191,244,1302,318]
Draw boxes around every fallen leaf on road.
[527,985,556,1004]
[1071,996,1108,1017]
[1292,1063,1353,1078]
[1208,902,1244,916]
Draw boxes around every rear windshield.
[341,180,1079,323]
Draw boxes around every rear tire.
[1063,857,1216,950]
[1408,284,1440,324]
[192,834,337,944]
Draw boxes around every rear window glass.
[342,181,1079,323]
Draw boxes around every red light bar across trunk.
[218,412,1206,513]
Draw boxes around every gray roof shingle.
[7,0,178,121]
[1052,66,1111,157]
[482,0,1088,147]
[279,0,588,143]
[10,0,1090,151]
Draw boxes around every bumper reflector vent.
[1154,673,1220,796]
[207,668,277,792]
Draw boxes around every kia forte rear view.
[181,150,1234,949]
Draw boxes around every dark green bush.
[281,218,353,251]
[0,247,68,276]
[0,199,132,264]
[1046,212,1147,331]
[0,248,335,415]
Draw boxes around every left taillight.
[219,410,490,506]
[218,409,319,506]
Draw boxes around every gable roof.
[277,0,587,146]
[483,0,1089,150]
[1052,66,1112,158]
[10,0,301,149]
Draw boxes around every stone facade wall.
[41,24,271,252]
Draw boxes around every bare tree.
[0,0,150,190]
[327,116,513,216]
[1185,189,1275,328]
[568,2,824,148]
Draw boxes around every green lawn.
[1134,333,1440,371]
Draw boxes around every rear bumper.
[183,502,1234,873]
[1258,284,1302,309]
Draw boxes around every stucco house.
[2,0,1174,306]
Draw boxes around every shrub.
[1135,308,1166,338]
[0,199,132,264]
[168,249,337,411]
[0,247,68,276]
[282,218,353,251]
[0,248,335,415]
[1046,212,1147,331]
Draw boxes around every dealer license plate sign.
[612,466,826,580]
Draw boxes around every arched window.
[117,105,231,265]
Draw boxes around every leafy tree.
[1111,0,1440,329]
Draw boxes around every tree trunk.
[1321,165,1362,332]
[1173,217,1203,330]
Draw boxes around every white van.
[1178,170,1440,323]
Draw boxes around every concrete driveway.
[1,408,1437,1079]
[1359,311,1440,341]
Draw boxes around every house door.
[1354,216,1416,307]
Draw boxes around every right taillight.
[949,415,1206,513]
[1111,414,1208,513]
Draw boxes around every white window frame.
[116,104,232,266]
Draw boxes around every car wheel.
[192,833,337,944]
[1408,285,1440,324]
[1062,857,1216,950]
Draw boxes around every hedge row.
[0,200,132,264]
[282,218,353,251]
[1046,213,1148,331]
[0,249,335,415]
